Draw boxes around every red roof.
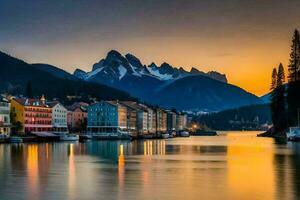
[13,98,50,108]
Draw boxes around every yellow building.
[10,98,25,133]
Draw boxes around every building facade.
[67,102,88,132]
[10,97,52,134]
[49,102,68,133]
[156,108,167,133]
[0,96,11,136]
[120,101,148,137]
[87,101,127,134]
[167,111,177,131]
[176,113,187,131]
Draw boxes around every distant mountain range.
[0,49,263,111]
[73,50,262,111]
[0,51,134,102]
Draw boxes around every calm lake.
[0,131,300,200]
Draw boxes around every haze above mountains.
[0,50,264,112]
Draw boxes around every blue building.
[87,101,127,136]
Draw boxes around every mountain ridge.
[74,50,228,83]
[72,50,261,111]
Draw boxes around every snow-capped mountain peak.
[73,50,228,83]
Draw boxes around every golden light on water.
[226,133,275,199]
[68,144,76,199]
[118,144,125,189]
[27,144,39,199]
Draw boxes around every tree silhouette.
[270,63,287,133]
[271,68,277,90]
[288,29,300,82]
[287,29,300,127]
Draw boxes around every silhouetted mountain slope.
[195,104,271,130]
[153,75,262,111]
[32,63,78,80]
[0,51,134,101]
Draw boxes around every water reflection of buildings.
[142,140,166,156]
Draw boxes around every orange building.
[67,102,88,132]
[10,97,52,134]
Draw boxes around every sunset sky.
[1,0,300,96]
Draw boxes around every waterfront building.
[48,101,68,133]
[167,111,177,131]
[87,101,127,135]
[120,101,148,136]
[139,104,156,135]
[176,112,187,131]
[67,102,88,132]
[0,96,11,136]
[10,96,52,134]
[156,108,167,133]
[117,101,137,137]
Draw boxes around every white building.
[176,113,187,131]
[139,104,156,134]
[49,102,68,133]
[0,96,11,136]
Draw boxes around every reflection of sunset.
[27,144,39,199]
[226,133,275,199]
[118,144,125,188]
[68,144,76,199]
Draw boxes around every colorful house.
[118,101,138,137]
[48,101,68,133]
[67,102,88,132]
[155,108,167,133]
[0,96,11,136]
[10,96,52,134]
[120,101,148,136]
[87,101,127,135]
[167,111,177,131]
[176,112,187,131]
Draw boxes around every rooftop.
[13,98,50,108]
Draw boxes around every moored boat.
[79,134,92,141]
[60,134,79,141]
[180,131,190,137]
[287,127,300,141]
[91,129,131,140]
[9,136,23,143]
[161,133,169,139]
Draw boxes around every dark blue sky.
[1,0,300,95]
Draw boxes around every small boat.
[79,134,92,141]
[9,136,23,143]
[180,131,190,137]
[287,127,300,141]
[169,130,176,138]
[161,133,169,139]
[60,134,79,141]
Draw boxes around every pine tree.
[271,64,287,133]
[270,68,277,90]
[277,63,285,86]
[288,29,300,82]
[287,29,300,127]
